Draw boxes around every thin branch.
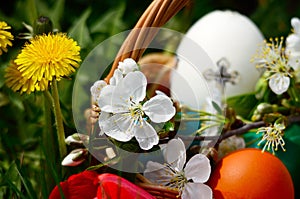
[159,115,300,145]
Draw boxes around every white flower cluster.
[254,17,300,95]
[286,17,300,73]
[90,58,176,150]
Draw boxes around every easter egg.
[97,173,155,199]
[171,10,264,109]
[207,148,294,199]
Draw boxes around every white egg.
[171,10,264,109]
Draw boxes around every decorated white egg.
[171,10,264,109]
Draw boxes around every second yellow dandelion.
[0,21,14,55]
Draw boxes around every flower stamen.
[257,123,286,155]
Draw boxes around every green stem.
[176,117,225,123]
[51,80,67,160]
[42,92,56,196]
[194,123,223,135]
[288,82,300,106]
[181,107,225,119]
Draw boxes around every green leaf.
[68,8,92,49]
[226,93,259,119]
[90,3,126,35]
[8,92,24,111]
[3,162,21,190]
[49,0,65,30]
[1,162,27,199]
[15,160,37,199]
[211,100,223,115]
[26,0,38,24]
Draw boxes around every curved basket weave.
[104,0,189,83]
[136,174,180,199]
[103,0,190,198]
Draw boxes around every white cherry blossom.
[286,17,300,71]
[253,37,292,95]
[144,138,212,199]
[98,71,175,150]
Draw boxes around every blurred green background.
[1,0,300,198]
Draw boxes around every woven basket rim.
[104,0,189,83]
[136,174,180,199]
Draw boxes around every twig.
[160,115,300,145]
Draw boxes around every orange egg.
[207,148,294,199]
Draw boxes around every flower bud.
[34,16,53,35]
[61,148,88,166]
[65,133,89,145]
[252,103,278,121]
[256,102,277,114]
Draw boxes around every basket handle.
[104,0,189,83]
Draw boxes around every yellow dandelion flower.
[15,33,81,84]
[0,21,14,55]
[5,61,49,94]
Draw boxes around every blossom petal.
[269,73,290,95]
[99,113,133,142]
[184,154,211,183]
[143,94,175,123]
[144,161,173,186]
[165,138,186,171]
[286,34,300,50]
[118,58,138,74]
[109,69,123,86]
[134,121,159,150]
[182,183,212,199]
[99,71,147,113]
[90,80,107,102]
[159,143,167,158]
[97,85,117,112]
[291,17,300,35]
[120,71,147,103]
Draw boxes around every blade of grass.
[15,161,37,199]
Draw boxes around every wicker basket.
[104,0,189,83]
[103,0,189,198]
[136,174,180,199]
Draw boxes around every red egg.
[208,148,294,199]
